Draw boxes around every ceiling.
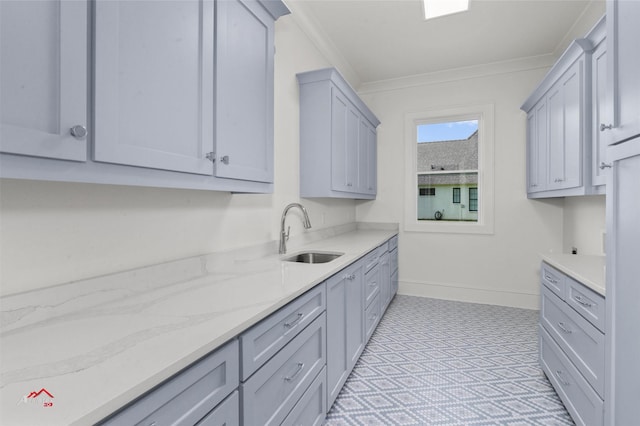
[286,0,605,86]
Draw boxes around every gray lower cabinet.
[539,262,605,426]
[100,234,398,425]
[281,366,327,426]
[239,283,325,381]
[99,339,239,426]
[198,391,240,426]
[240,313,326,426]
[326,260,365,407]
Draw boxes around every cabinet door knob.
[600,123,613,132]
[70,125,87,139]
[599,162,612,169]
[220,155,230,165]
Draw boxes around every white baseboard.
[398,279,540,310]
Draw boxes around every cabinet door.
[346,263,365,369]
[331,88,359,192]
[326,262,363,407]
[0,0,87,161]
[605,0,640,145]
[215,0,274,182]
[363,122,377,195]
[547,83,564,189]
[592,41,609,187]
[606,138,640,426]
[527,105,547,193]
[561,61,583,190]
[326,272,348,406]
[94,0,214,175]
[547,61,582,190]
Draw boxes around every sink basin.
[283,251,343,264]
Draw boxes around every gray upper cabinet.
[0,0,88,162]
[521,32,596,198]
[1,0,288,192]
[94,0,215,175]
[604,0,640,146]
[297,68,380,200]
[214,0,275,183]
[590,18,608,189]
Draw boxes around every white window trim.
[404,103,495,234]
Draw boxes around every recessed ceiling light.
[423,0,469,20]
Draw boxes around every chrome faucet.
[279,203,312,254]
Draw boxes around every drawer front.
[197,391,239,426]
[365,293,380,342]
[541,262,565,298]
[378,241,389,254]
[390,248,398,274]
[388,235,398,251]
[241,313,326,426]
[540,286,605,397]
[539,325,603,426]
[281,367,327,426]
[566,277,605,332]
[240,283,325,380]
[362,248,380,273]
[101,339,239,426]
[391,269,398,297]
[364,264,380,307]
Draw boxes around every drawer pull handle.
[557,322,572,334]
[544,274,558,284]
[573,295,593,307]
[284,313,304,328]
[345,274,356,281]
[555,370,570,386]
[284,362,305,382]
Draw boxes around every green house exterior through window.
[469,187,478,212]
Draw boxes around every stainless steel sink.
[283,251,343,264]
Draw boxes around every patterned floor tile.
[324,295,574,425]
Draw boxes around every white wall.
[356,68,566,309]
[0,15,356,296]
[563,195,606,255]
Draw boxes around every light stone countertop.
[541,253,606,296]
[0,225,397,426]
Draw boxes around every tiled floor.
[325,295,573,425]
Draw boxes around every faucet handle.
[285,226,290,241]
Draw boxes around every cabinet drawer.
[101,339,239,426]
[541,262,565,298]
[390,247,398,274]
[388,235,398,251]
[378,241,389,254]
[362,248,380,272]
[365,293,380,342]
[241,313,326,426]
[240,283,325,380]
[539,325,603,426]
[282,367,327,426]
[197,391,239,426]
[364,264,380,307]
[540,286,605,397]
[566,277,605,332]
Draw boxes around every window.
[404,104,494,234]
[469,187,478,211]
[452,188,461,203]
